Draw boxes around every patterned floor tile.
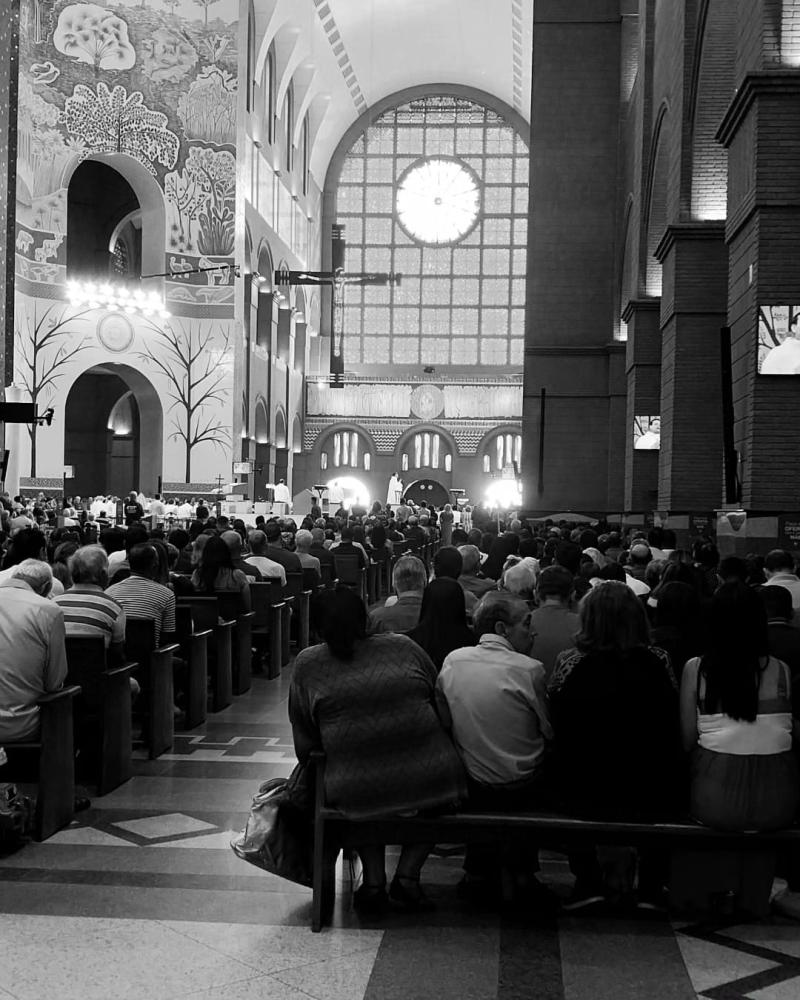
[113,813,217,839]
[674,932,780,994]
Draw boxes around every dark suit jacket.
[266,544,303,573]
[309,543,335,567]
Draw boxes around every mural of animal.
[34,235,64,263]
[169,256,193,275]
[16,231,34,253]
[199,257,229,286]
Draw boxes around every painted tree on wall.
[194,0,222,28]
[14,302,91,476]
[137,318,232,481]
[63,83,180,177]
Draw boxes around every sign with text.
[779,514,800,550]
[689,512,715,538]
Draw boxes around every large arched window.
[283,83,294,172]
[483,431,521,474]
[265,48,276,144]
[332,92,528,369]
[301,115,310,195]
[321,430,371,470]
[402,431,451,472]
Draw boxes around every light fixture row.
[66,280,170,319]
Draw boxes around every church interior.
[2,0,800,998]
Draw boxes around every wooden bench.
[175,597,234,712]
[285,571,312,653]
[249,582,284,679]
[332,554,367,603]
[309,752,800,931]
[124,619,179,758]
[2,686,81,841]
[214,593,255,696]
[65,635,135,795]
[174,605,211,730]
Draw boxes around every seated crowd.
[2,487,800,919]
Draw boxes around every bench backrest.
[65,635,108,714]
[333,553,361,586]
[176,595,220,632]
[250,582,281,628]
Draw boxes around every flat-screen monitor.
[758,305,800,374]
[633,415,660,450]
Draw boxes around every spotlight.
[423,366,435,374]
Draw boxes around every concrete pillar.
[654,222,727,509]
[0,1,20,420]
[522,0,622,511]
[622,298,661,510]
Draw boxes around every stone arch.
[689,0,737,220]
[254,397,269,444]
[317,422,378,457]
[618,194,635,337]
[255,241,275,349]
[64,362,163,496]
[395,424,459,461]
[63,153,166,282]
[643,103,670,297]
[291,414,303,454]
[274,406,287,448]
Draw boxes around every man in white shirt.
[244,530,286,584]
[0,560,67,742]
[436,592,553,900]
[763,549,800,620]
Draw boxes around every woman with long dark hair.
[548,581,682,910]
[290,586,466,912]
[406,578,476,670]
[190,534,250,611]
[680,582,797,830]
[678,582,797,916]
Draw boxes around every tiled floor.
[1,666,799,999]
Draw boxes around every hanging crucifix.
[275,224,401,386]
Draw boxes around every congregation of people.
[2,485,800,920]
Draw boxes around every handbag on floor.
[230,763,313,887]
[0,781,33,850]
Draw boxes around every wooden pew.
[2,686,81,841]
[333,553,366,603]
[124,619,178,758]
[285,571,312,653]
[215,592,255,696]
[65,635,134,795]
[174,605,210,730]
[249,582,284,679]
[175,596,234,712]
[320,563,335,589]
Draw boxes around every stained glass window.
[330,431,369,469]
[334,94,528,367]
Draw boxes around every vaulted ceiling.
[254,0,533,184]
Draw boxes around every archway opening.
[403,478,450,508]
[254,401,270,498]
[67,161,141,281]
[64,364,163,497]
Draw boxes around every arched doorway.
[403,478,449,508]
[254,399,270,498]
[64,364,163,497]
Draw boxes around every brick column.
[718,72,800,508]
[654,223,727,509]
[522,0,622,511]
[622,298,661,510]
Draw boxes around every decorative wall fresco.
[12,0,239,486]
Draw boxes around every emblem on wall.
[97,313,135,353]
[410,384,445,420]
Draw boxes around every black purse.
[230,763,313,887]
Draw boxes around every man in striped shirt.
[54,546,126,664]
[106,544,176,646]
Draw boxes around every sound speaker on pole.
[0,402,36,423]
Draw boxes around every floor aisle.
[1,669,798,1000]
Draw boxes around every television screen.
[633,415,660,450]
[758,305,800,374]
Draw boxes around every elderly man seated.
[369,555,427,633]
[0,559,68,743]
[294,529,321,586]
[436,591,553,903]
[244,530,286,584]
[457,544,497,600]
[54,545,126,665]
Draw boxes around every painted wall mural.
[12,0,239,487]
